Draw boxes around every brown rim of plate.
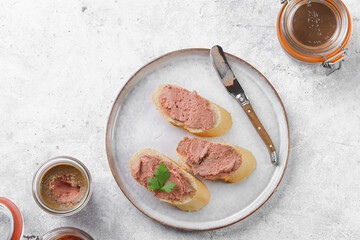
[105,48,290,231]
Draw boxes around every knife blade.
[210,45,278,165]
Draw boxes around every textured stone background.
[0,0,359,239]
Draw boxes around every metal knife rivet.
[269,145,273,148]
[248,110,251,113]
[258,127,261,130]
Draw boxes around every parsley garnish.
[147,162,175,193]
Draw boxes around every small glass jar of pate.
[276,0,351,75]
[23,227,94,240]
[32,156,92,216]
[38,227,94,240]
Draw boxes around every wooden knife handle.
[241,103,278,164]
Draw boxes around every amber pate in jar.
[39,164,87,211]
[292,2,337,46]
[52,235,84,240]
[40,227,94,240]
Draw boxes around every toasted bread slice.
[177,138,256,183]
[152,84,232,137]
[130,148,210,211]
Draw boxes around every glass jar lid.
[0,203,14,240]
[0,198,93,240]
[0,197,23,240]
[277,0,351,74]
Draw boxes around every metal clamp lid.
[321,45,348,75]
[23,236,39,240]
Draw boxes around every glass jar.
[39,227,94,240]
[24,227,94,240]
[276,0,351,75]
[1,198,94,240]
[32,156,92,216]
[0,197,23,240]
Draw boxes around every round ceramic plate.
[106,48,289,230]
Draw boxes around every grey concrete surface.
[0,0,359,239]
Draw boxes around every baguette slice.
[152,84,232,137]
[177,138,256,183]
[130,148,210,211]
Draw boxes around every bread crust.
[152,84,232,137]
[177,139,256,183]
[130,148,210,211]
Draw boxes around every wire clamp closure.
[23,235,40,240]
[321,45,347,76]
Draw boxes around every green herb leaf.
[154,162,170,187]
[161,181,175,193]
[147,177,160,189]
[146,162,175,193]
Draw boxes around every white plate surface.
[106,49,289,230]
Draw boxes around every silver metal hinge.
[321,45,347,76]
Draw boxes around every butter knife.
[210,45,278,165]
